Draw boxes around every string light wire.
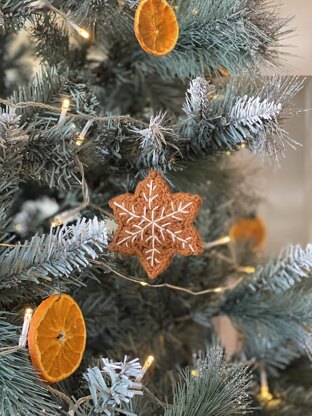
[0,98,153,127]
[91,259,245,296]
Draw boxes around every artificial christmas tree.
[0,0,311,415]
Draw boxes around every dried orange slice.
[218,66,231,77]
[229,217,266,252]
[134,0,179,57]
[28,294,86,383]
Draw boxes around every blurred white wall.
[275,0,312,74]
[259,79,312,254]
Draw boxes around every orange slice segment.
[134,0,179,57]
[28,294,86,383]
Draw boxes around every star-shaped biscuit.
[109,170,203,278]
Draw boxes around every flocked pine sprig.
[181,76,303,160]
[183,77,215,118]
[126,0,140,8]
[130,112,181,169]
[222,245,312,302]
[114,0,140,8]
[246,245,312,294]
[0,9,4,28]
[0,108,28,148]
[84,356,143,416]
[0,217,108,296]
[164,345,252,416]
[230,95,283,155]
[181,77,217,153]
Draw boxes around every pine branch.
[219,244,312,366]
[164,345,252,416]
[0,174,19,215]
[10,65,99,120]
[0,217,108,295]
[2,65,100,188]
[10,66,65,119]
[133,0,292,79]
[243,337,300,376]
[130,112,182,170]
[0,118,80,190]
[271,384,312,416]
[86,114,182,174]
[1,0,35,31]
[0,314,61,416]
[181,76,303,160]
[247,245,312,294]
[0,109,25,227]
[81,76,301,172]
[0,109,28,147]
[23,121,80,189]
[32,12,72,67]
[61,0,134,31]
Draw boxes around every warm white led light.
[18,308,33,347]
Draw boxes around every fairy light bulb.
[51,216,64,228]
[136,355,155,382]
[259,368,273,401]
[78,28,90,39]
[242,266,256,274]
[68,20,90,39]
[203,235,231,250]
[144,355,155,367]
[18,308,33,347]
[58,98,70,125]
[76,120,94,146]
[62,98,70,111]
[222,236,231,244]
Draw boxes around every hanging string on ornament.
[134,0,179,57]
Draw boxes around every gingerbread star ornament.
[109,171,203,278]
